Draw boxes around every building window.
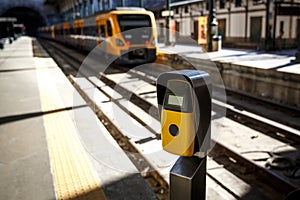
[235,0,242,7]
[106,20,112,36]
[220,0,225,9]
[280,21,284,37]
[175,7,179,14]
[184,6,189,13]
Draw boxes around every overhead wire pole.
[165,0,170,46]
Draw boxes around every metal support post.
[121,0,125,7]
[170,156,207,200]
[79,2,83,18]
[244,0,249,41]
[140,0,144,8]
[296,20,300,63]
[83,0,87,17]
[97,0,101,11]
[108,0,111,10]
[165,0,170,46]
[72,1,76,20]
[272,2,278,50]
[208,0,218,52]
[90,0,94,15]
[102,0,105,11]
[265,0,274,51]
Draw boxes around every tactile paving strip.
[35,58,106,200]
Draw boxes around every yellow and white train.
[38,7,157,64]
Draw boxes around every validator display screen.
[168,95,184,107]
[163,80,193,113]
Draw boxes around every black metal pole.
[265,0,273,51]
[83,0,87,17]
[296,20,300,63]
[208,0,217,52]
[140,0,144,8]
[244,0,248,41]
[79,2,82,18]
[298,20,300,52]
[170,156,207,200]
[90,0,94,15]
[108,0,111,9]
[102,0,105,11]
[272,2,278,50]
[165,0,170,46]
[97,0,101,11]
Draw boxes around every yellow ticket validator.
[161,80,196,156]
[157,70,212,157]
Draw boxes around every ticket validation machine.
[157,70,212,200]
[160,79,196,156]
[157,70,211,156]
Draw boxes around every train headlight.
[116,38,124,46]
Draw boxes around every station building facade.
[156,0,300,50]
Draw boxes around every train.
[38,7,157,65]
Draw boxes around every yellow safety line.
[35,58,106,200]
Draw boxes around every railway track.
[37,38,300,199]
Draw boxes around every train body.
[38,7,157,64]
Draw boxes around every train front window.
[117,14,151,32]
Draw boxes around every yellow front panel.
[161,109,195,156]
[104,11,157,57]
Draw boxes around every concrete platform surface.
[158,43,300,75]
[0,36,156,200]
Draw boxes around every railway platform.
[157,43,300,109]
[0,36,157,200]
[157,44,300,74]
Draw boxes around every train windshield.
[117,14,152,32]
